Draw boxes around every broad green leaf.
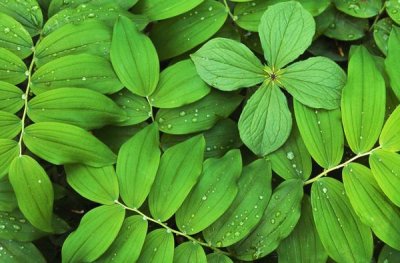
[311,178,373,263]
[207,253,233,263]
[238,82,292,156]
[9,155,54,232]
[62,205,125,263]
[0,48,27,85]
[23,122,117,167]
[267,124,312,180]
[0,0,43,36]
[48,0,139,15]
[0,240,45,263]
[176,150,241,235]
[149,135,205,221]
[111,16,159,97]
[333,0,382,18]
[150,59,210,108]
[98,215,147,262]
[231,179,304,261]
[191,38,264,91]
[31,54,123,95]
[378,245,400,263]
[65,164,119,205]
[343,163,400,250]
[369,149,400,207]
[380,105,400,151]
[0,13,33,59]
[373,18,394,56]
[203,159,271,247]
[294,101,344,169]
[156,91,242,135]
[277,196,328,263]
[259,1,315,69]
[133,0,202,21]
[386,0,400,24]
[117,123,161,208]
[0,179,18,211]
[280,57,346,109]
[297,0,330,16]
[150,0,228,60]
[28,88,126,130]
[385,27,400,99]
[341,46,386,154]
[0,139,19,179]
[110,89,151,126]
[0,82,24,113]
[0,111,21,139]
[173,242,207,263]
[35,21,112,67]
[137,229,174,263]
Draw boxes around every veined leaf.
[111,16,159,97]
[0,240,45,263]
[150,59,210,108]
[176,150,241,235]
[378,245,400,263]
[0,139,19,179]
[0,82,24,113]
[386,0,400,24]
[137,229,174,263]
[173,242,207,263]
[149,135,205,222]
[65,164,119,205]
[343,163,400,250]
[0,179,18,212]
[385,27,400,99]
[333,0,382,18]
[0,111,21,139]
[259,1,315,69]
[207,253,233,263]
[231,179,304,261]
[203,159,271,247]
[373,18,394,56]
[280,57,346,109]
[311,177,373,263]
[380,105,400,151]
[0,48,27,85]
[27,88,126,130]
[133,0,203,21]
[150,0,227,60]
[341,45,386,154]
[191,38,264,91]
[61,205,125,263]
[9,155,54,232]
[238,82,292,157]
[294,101,344,169]
[48,0,139,15]
[23,122,117,167]
[117,123,161,208]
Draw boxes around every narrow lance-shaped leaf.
[385,27,400,100]
[380,105,400,152]
[173,242,207,263]
[137,229,174,263]
[0,139,19,179]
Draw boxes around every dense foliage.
[0,0,400,262]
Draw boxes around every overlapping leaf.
[0,82,24,113]
[0,111,21,139]
[0,48,27,85]
[137,229,174,263]
[173,242,207,263]
[380,105,400,151]
[133,0,203,21]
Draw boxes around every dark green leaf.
[378,245,400,263]
[373,18,394,56]
[386,0,400,24]
[333,0,382,18]
[133,0,203,21]
[0,240,45,263]
[0,179,17,212]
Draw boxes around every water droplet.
[158,117,165,123]
[82,76,87,81]
[208,6,213,11]
[0,225,5,229]
[179,111,186,116]
[275,211,281,217]
[192,118,198,122]
[38,180,42,184]
[270,218,275,224]
[167,124,172,129]
[234,231,240,236]
[202,195,207,201]
[329,23,336,29]
[4,27,10,34]
[87,13,95,18]
[12,224,21,230]
[259,195,264,200]
[286,151,294,160]
[322,187,328,193]
[200,17,205,20]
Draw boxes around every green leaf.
[203,159,271,247]
[27,88,126,130]
[191,38,264,91]
[277,196,328,263]
[0,139,19,179]
[380,105,400,151]
[150,0,228,60]
[0,12,33,59]
[385,27,400,99]
[31,54,123,95]
[279,57,346,109]
[333,0,382,18]
[369,149,400,207]
[386,0,400,24]
[0,179,18,212]
[267,124,312,181]
[117,123,161,208]
[137,229,174,263]
[0,48,27,85]
[343,163,400,250]
[173,242,207,263]
[231,179,304,261]
[61,204,125,263]
[65,164,119,205]
[311,177,373,263]
[23,122,117,167]
[35,21,112,67]
[98,215,148,263]
[0,82,24,113]
[150,59,210,108]
[156,91,242,135]
[373,18,394,56]
[0,240,46,263]
[378,245,400,263]
[0,111,21,139]
[176,150,241,235]
[133,0,203,21]
[149,135,205,221]
[9,155,54,232]
[297,0,330,16]
[259,1,315,69]
[294,101,344,169]
[341,46,386,154]
[238,82,292,156]
[48,0,139,15]
[206,253,233,263]
[111,16,159,97]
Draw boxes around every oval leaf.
[0,240,45,263]
[0,48,27,85]
[173,242,207,263]
[380,105,400,152]
[0,82,24,113]
[0,111,21,139]
[0,139,19,179]
[133,0,202,21]
[137,229,174,263]
[385,27,400,99]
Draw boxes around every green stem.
[369,3,386,32]
[222,0,237,21]
[146,96,155,122]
